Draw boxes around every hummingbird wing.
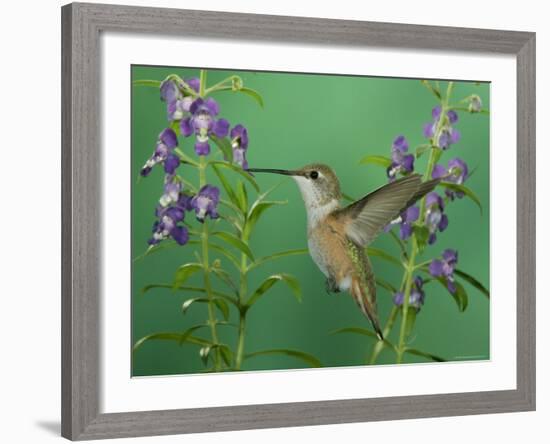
[335,174,439,247]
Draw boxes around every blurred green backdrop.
[131,65,490,377]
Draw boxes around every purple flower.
[159,175,182,207]
[140,128,179,177]
[393,276,425,311]
[437,128,461,149]
[163,153,180,175]
[160,77,199,122]
[148,201,189,246]
[167,97,193,121]
[399,206,419,240]
[423,106,461,150]
[186,78,200,93]
[386,135,414,181]
[160,79,180,104]
[190,185,220,222]
[180,97,230,156]
[432,158,469,200]
[230,124,249,169]
[384,205,420,240]
[424,192,448,244]
[148,175,193,246]
[429,249,458,294]
[447,110,458,124]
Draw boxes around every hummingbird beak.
[247,168,301,177]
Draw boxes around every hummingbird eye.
[309,171,319,180]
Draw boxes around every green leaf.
[451,106,490,115]
[133,332,181,352]
[133,332,210,353]
[179,177,198,193]
[358,155,392,168]
[169,120,181,136]
[140,284,239,306]
[243,201,286,239]
[132,79,162,88]
[219,213,244,234]
[173,263,203,290]
[331,327,397,351]
[210,85,265,108]
[210,135,233,163]
[245,349,321,367]
[415,144,432,159]
[388,230,408,259]
[211,267,240,294]
[236,180,248,213]
[133,240,178,262]
[241,181,286,239]
[453,281,469,312]
[413,225,430,251]
[200,343,233,367]
[366,247,403,268]
[434,146,444,163]
[208,242,241,270]
[211,231,255,262]
[181,297,207,314]
[404,347,446,362]
[433,277,469,312]
[181,297,230,320]
[179,325,206,344]
[375,277,397,294]
[179,323,236,344]
[238,87,264,108]
[251,180,284,204]
[179,322,236,348]
[213,298,230,321]
[220,198,244,219]
[218,344,234,367]
[209,160,259,192]
[404,307,417,338]
[421,80,442,99]
[246,274,302,307]
[174,147,199,167]
[455,269,490,298]
[438,182,483,214]
[247,248,309,272]
[212,165,241,211]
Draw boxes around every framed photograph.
[61,2,535,440]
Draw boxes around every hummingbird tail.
[351,276,384,340]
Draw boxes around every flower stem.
[367,306,399,364]
[395,81,454,364]
[396,238,418,363]
[395,123,440,363]
[367,81,456,365]
[199,154,221,370]
[235,233,250,370]
[204,75,240,96]
[414,259,432,270]
[235,313,246,370]
[199,69,207,97]
[419,146,440,217]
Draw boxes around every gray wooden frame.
[61,2,536,440]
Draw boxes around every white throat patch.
[293,176,339,228]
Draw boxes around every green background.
[131,65,490,376]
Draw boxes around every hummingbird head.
[248,163,341,209]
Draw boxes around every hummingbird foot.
[325,277,341,294]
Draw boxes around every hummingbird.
[248,164,439,340]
